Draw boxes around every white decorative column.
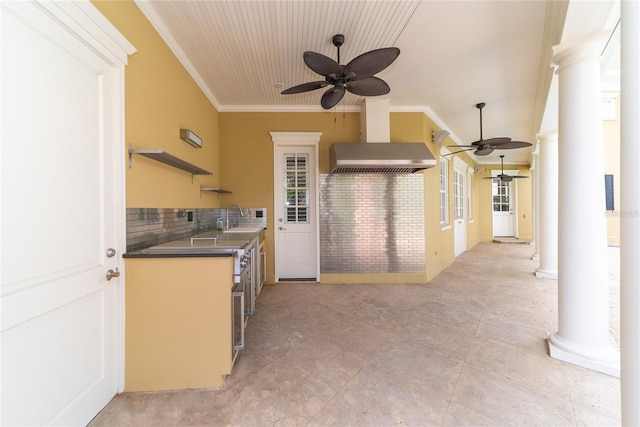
[530,150,540,262]
[535,133,558,279]
[621,0,640,423]
[548,34,619,376]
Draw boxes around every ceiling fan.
[281,34,400,110]
[483,155,529,182]
[445,102,532,156]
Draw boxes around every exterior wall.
[218,112,361,283]
[93,0,221,209]
[516,169,533,240]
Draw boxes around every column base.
[547,332,620,377]
[535,268,557,279]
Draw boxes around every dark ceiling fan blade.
[303,51,343,76]
[495,140,533,149]
[442,147,475,156]
[281,81,329,95]
[475,147,495,156]
[346,76,390,96]
[448,144,483,148]
[470,137,511,146]
[344,47,400,76]
[321,85,346,109]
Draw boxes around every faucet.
[225,204,244,230]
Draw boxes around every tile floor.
[90,242,621,426]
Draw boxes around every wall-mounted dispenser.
[180,128,202,148]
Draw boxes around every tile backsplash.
[319,173,425,274]
[126,207,267,252]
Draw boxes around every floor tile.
[90,243,621,427]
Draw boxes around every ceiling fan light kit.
[483,154,529,182]
[281,34,400,110]
[444,102,532,157]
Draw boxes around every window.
[605,174,614,211]
[284,153,310,223]
[467,172,473,220]
[453,170,464,221]
[492,180,510,212]
[439,158,449,224]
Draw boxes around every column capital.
[552,32,609,72]
[536,132,558,144]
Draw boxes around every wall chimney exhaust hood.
[330,142,435,173]
[329,98,436,174]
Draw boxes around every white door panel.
[281,231,315,276]
[492,180,515,237]
[1,2,131,425]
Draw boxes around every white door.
[1,2,132,425]
[272,135,319,281]
[492,180,515,237]
[453,167,467,256]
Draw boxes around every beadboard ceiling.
[135,0,619,166]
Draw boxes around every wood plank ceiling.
[134,1,615,165]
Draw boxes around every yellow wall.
[603,95,621,245]
[94,0,221,208]
[218,110,478,283]
[218,112,360,283]
[516,169,533,239]
[390,113,481,279]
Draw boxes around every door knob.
[279,226,286,231]
[106,268,120,281]
[106,248,116,258]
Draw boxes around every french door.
[492,180,515,237]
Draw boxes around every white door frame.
[491,169,519,238]
[269,132,321,282]
[1,0,134,399]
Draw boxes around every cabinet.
[124,256,235,391]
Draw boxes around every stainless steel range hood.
[330,142,435,173]
[329,99,436,174]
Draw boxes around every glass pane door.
[284,153,309,224]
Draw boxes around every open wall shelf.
[128,146,212,176]
[200,187,232,194]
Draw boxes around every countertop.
[123,228,264,258]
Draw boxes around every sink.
[223,226,262,233]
